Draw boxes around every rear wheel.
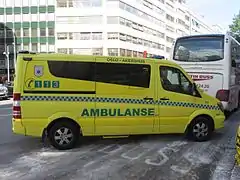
[49,120,80,150]
[187,116,213,142]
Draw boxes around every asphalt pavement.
[0,101,240,180]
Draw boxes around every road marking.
[145,140,188,166]
[97,144,123,154]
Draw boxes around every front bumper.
[12,118,26,135]
[214,114,225,129]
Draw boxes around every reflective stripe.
[21,96,220,110]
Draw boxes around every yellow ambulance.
[12,52,225,150]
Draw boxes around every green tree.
[229,11,240,41]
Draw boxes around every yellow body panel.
[12,53,225,139]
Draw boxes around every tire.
[187,116,213,142]
[48,120,80,150]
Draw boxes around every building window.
[16,44,21,51]
[107,16,119,24]
[138,38,143,45]
[126,35,132,43]
[138,52,143,57]
[40,43,47,52]
[120,49,126,56]
[91,0,102,7]
[57,33,68,40]
[71,32,81,40]
[166,14,174,22]
[80,32,91,40]
[48,28,55,36]
[31,28,38,37]
[119,17,125,25]
[126,50,132,57]
[31,43,38,52]
[58,48,68,53]
[15,29,21,37]
[92,48,103,55]
[157,44,165,50]
[119,33,126,41]
[132,37,137,44]
[23,28,29,37]
[133,51,137,57]
[166,36,174,43]
[125,19,132,28]
[69,48,73,54]
[40,28,46,37]
[92,32,102,40]
[57,0,67,7]
[108,48,118,56]
[48,44,55,52]
[23,43,29,50]
[69,33,73,40]
[166,25,175,33]
[166,47,171,53]
[107,32,118,40]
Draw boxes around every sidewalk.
[0,98,13,106]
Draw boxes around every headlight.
[217,102,224,112]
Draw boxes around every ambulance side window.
[160,66,193,95]
[48,61,95,81]
[48,60,151,88]
[95,63,151,88]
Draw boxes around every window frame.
[159,65,200,97]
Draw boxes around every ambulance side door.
[157,64,199,133]
[94,57,157,135]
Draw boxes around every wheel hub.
[193,122,209,138]
[54,127,73,145]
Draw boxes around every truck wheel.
[187,116,213,142]
[49,121,80,150]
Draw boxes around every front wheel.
[49,121,80,150]
[187,116,213,142]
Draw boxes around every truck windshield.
[173,35,224,62]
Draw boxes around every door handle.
[143,97,154,100]
[160,97,169,101]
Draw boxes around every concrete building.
[0,0,55,53]
[55,0,223,58]
[0,0,224,79]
